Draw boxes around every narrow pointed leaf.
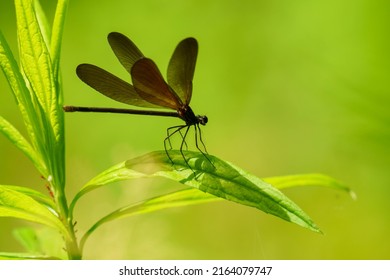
[78,152,352,248]
[74,150,322,233]
[0,116,46,176]
[15,0,60,140]
[0,31,36,142]
[16,0,54,110]
[265,173,355,198]
[33,0,51,49]
[69,157,144,215]
[83,172,352,242]
[13,0,66,190]
[0,186,67,236]
[0,252,59,260]
[51,0,69,79]
[2,185,55,209]
[80,188,217,249]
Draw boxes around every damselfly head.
[198,115,208,125]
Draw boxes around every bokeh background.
[1,0,389,259]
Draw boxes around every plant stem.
[55,185,81,259]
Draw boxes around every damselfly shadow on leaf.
[64,32,213,171]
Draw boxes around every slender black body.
[63,106,180,118]
[64,32,211,168]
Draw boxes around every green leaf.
[0,116,47,176]
[13,227,41,253]
[265,173,355,198]
[50,0,69,80]
[80,188,218,249]
[33,0,51,49]
[15,1,63,166]
[0,185,67,236]
[1,8,53,181]
[13,0,66,190]
[73,150,322,233]
[69,158,144,215]
[13,226,67,259]
[77,151,353,249]
[1,185,55,209]
[83,173,352,235]
[0,252,59,260]
[15,0,56,116]
[0,30,37,147]
[85,173,352,233]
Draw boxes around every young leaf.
[80,188,218,249]
[0,186,67,236]
[15,0,56,116]
[2,185,55,209]
[265,173,355,198]
[33,0,51,49]
[1,9,51,182]
[0,116,47,176]
[0,252,59,260]
[50,0,69,79]
[0,31,37,145]
[69,159,144,215]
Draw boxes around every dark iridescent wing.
[107,32,144,73]
[131,58,182,110]
[76,64,162,108]
[167,38,198,105]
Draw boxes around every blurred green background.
[1,0,389,259]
